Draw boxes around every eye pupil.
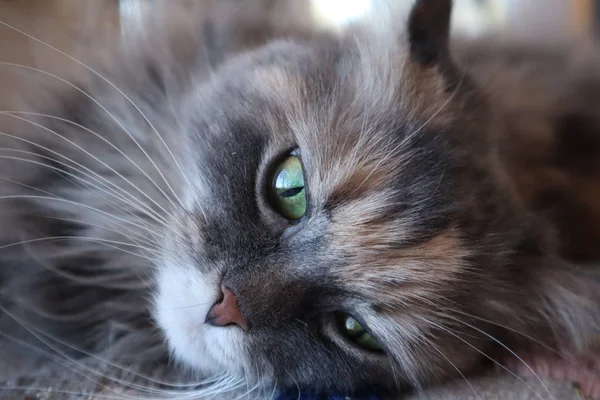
[278,186,304,198]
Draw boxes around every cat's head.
[152,0,600,393]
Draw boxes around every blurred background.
[114,0,600,39]
[0,0,598,93]
[1,0,599,46]
[310,0,600,39]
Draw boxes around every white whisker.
[32,213,160,250]
[0,62,184,214]
[450,309,572,362]
[419,316,548,400]
[0,163,163,245]
[0,386,141,400]
[0,309,234,394]
[0,194,164,239]
[424,337,480,399]
[0,20,194,203]
[0,332,160,399]
[0,140,173,235]
[0,112,181,229]
[0,236,159,263]
[442,314,557,400]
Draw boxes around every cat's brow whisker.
[0,20,195,204]
[419,316,548,400]
[0,113,182,230]
[0,62,184,214]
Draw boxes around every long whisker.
[170,301,216,311]
[0,334,225,400]
[0,332,162,399]
[0,141,173,234]
[0,20,194,201]
[449,308,572,362]
[0,62,184,214]
[38,162,169,243]
[0,304,240,394]
[0,167,162,246]
[419,316,549,400]
[0,322,225,392]
[0,194,164,239]
[441,314,557,400]
[0,386,142,400]
[32,213,160,250]
[0,113,181,229]
[424,338,480,399]
[0,236,159,261]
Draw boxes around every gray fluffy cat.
[0,0,600,398]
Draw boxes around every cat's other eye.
[338,313,384,352]
[270,155,307,220]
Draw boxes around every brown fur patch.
[330,200,469,298]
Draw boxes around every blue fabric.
[274,388,383,400]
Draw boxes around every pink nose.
[205,286,249,331]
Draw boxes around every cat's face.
[152,0,599,394]
[154,4,481,392]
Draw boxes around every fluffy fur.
[0,0,599,398]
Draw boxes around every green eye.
[271,155,307,220]
[340,315,383,352]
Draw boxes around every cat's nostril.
[204,286,249,331]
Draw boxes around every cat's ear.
[407,0,453,66]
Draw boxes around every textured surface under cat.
[0,0,599,398]
[1,340,591,399]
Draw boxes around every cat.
[0,0,599,398]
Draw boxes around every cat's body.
[0,0,599,398]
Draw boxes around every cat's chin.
[153,263,248,378]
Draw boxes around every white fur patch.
[154,259,247,376]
